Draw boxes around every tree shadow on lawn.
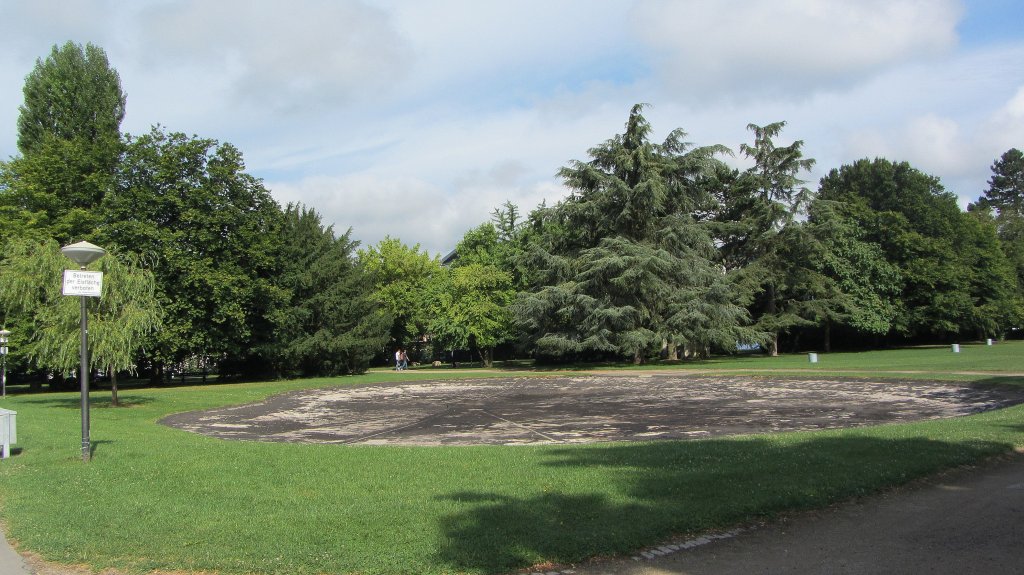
[433,434,1013,574]
[14,395,155,409]
[962,376,1024,391]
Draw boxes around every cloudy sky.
[1,0,1022,255]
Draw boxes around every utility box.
[0,408,15,459]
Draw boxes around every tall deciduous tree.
[430,263,514,367]
[802,199,901,351]
[99,127,284,378]
[819,158,1017,340]
[17,41,125,157]
[359,237,441,350]
[2,41,126,243]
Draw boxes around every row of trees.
[1,43,1021,388]
[439,106,1023,364]
[0,42,393,388]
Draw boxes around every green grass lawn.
[1,343,1023,574]
[690,340,1024,373]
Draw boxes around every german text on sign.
[62,270,103,297]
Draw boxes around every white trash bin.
[952,344,960,353]
[808,353,818,363]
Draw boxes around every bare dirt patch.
[159,375,1024,446]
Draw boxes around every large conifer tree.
[515,105,753,364]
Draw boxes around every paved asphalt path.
[3,455,1022,574]
[572,453,1024,575]
[0,524,30,575]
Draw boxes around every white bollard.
[952,344,960,353]
[808,352,818,363]
[0,408,14,459]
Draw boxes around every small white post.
[952,344,960,353]
[808,352,818,363]
[986,339,993,346]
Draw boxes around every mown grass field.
[1,342,1023,575]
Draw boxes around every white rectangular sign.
[62,270,103,297]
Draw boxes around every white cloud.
[269,171,565,256]
[632,0,962,104]
[986,85,1024,150]
[135,0,412,114]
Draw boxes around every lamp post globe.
[61,241,106,268]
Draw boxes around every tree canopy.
[2,39,1022,385]
[515,104,753,363]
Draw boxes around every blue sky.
[1,0,1022,255]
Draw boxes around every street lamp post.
[0,329,9,398]
[61,241,106,462]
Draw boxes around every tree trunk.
[633,348,643,365]
[109,367,119,407]
[767,283,779,357]
[666,341,679,361]
[824,322,832,354]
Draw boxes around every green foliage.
[802,199,902,347]
[517,104,752,363]
[717,121,817,355]
[99,127,285,374]
[429,263,514,366]
[2,42,125,243]
[0,238,161,378]
[17,41,125,158]
[433,218,524,365]
[974,148,1024,325]
[272,205,390,376]
[819,158,1018,339]
[452,222,501,268]
[359,237,441,346]
[977,148,1024,217]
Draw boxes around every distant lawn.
[0,342,1023,575]
[689,340,1024,374]
[485,340,1024,380]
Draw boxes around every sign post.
[60,241,106,462]
[0,330,8,398]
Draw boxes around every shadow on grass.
[15,396,155,409]
[967,376,1024,391]
[434,434,1013,574]
[88,439,115,458]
